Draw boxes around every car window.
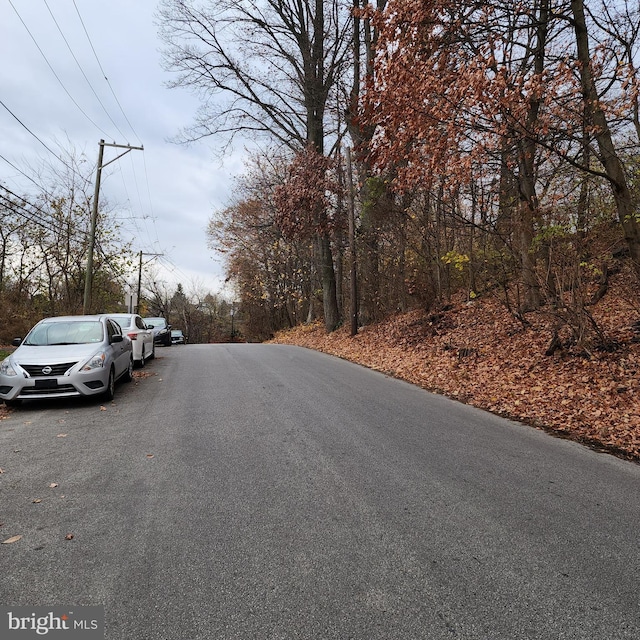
[106,319,121,341]
[25,321,103,346]
[135,316,146,330]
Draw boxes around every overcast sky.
[1,0,246,300]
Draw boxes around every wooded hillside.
[199,1,640,461]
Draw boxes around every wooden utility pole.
[136,250,163,314]
[83,139,144,314]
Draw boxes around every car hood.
[12,343,105,365]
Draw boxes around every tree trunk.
[571,0,640,277]
[318,233,339,331]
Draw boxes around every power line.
[43,0,128,141]
[7,0,114,140]
[0,191,132,291]
[0,100,78,174]
[72,0,142,145]
[0,189,71,238]
[0,153,47,192]
[141,150,162,249]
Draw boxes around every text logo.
[1,607,104,639]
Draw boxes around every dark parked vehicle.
[171,330,186,345]
[143,317,172,346]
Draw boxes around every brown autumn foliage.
[273,146,341,240]
[270,268,640,462]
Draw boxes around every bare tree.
[158,0,353,331]
[570,0,640,276]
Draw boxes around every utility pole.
[83,139,144,314]
[136,250,163,314]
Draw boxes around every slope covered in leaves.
[270,282,640,462]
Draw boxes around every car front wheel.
[103,368,115,401]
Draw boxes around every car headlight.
[0,357,17,376]
[81,352,106,371]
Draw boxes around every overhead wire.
[2,1,168,294]
[0,185,81,238]
[0,100,79,174]
[7,0,115,140]
[0,153,92,220]
[69,1,160,272]
[0,188,131,288]
[1,185,132,288]
[72,0,142,146]
[141,151,161,249]
[127,152,159,253]
[43,0,128,142]
[0,153,50,192]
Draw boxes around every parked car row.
[0,314,183,406]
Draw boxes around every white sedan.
[106,314,155,367]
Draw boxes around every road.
[1,344,639,639]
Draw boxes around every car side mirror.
[12,337,23,347]
[112,335,124,343]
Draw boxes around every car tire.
[103,367,115,401]
[150,345,155,360]
[139,345,146,368]
[123,357,134,382]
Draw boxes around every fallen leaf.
[2,535,22,544]
[146,454,154,459]
[49,483,58,488]
[32,498,42,504]
[64,533,74,541]
[0,468,4,474]
[100,406,107,411]
[57,433,68,438]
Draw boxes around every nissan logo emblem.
[42,366,52,375]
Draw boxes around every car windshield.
[24,321,104,346]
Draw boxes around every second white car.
[107,313,155,367]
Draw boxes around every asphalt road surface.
[1,344,639,639]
